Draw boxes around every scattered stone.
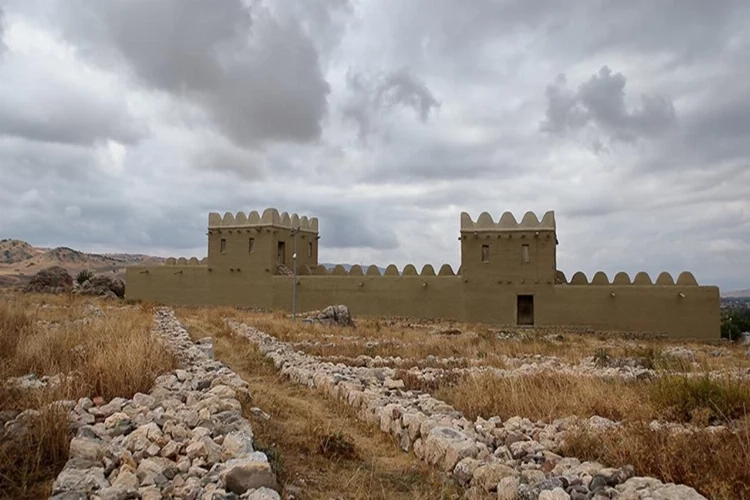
[302,305,355,327]
[46,308,278,500]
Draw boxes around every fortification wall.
[545,271,720,339]
[125,261,210,306]
[271,264,464,320]
[126,262,720,339]
[125,257,275,308]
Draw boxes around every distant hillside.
[0,239,165,288]
[723,289,750,298]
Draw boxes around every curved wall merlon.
[310,263,457,277]
[461,210,556,231]
[208,208,319,232]
[164,257,207,266]
[564,271,700,286]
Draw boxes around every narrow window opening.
[308,241,313,257]
[220,238,227,254]
[522,244,530,263]
[248,237,255,253]
[481,244,490,262]
[277,241,286,264]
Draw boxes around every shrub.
[721,307,750,341]
[318,431,358,460]
[75,269,93,285]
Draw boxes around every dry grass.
[562,423,750,500]
[219,309,750,373]
[0,294,177,499]
[431,371,750,425]
[175,305,750,499]
[177,308,462,500]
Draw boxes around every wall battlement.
[567,270,700,286]
[126,207,720,339]
[165,257,207,266]
[461,210,556,231]
[208,208,318,232]
[295,263,460,277]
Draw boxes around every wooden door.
[517,295,534,325]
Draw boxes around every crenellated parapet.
[567,271,700,286]
[460,210,555,231]
[208,208,318,233]
[164,257,207,266]
[297,263,459,277]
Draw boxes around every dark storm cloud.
[342,68,440,141]
[59,0,331,147]
[1,0,749,291]
[541,66,677,143]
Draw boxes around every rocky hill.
[0,239,164,288]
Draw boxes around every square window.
[248,237,255,253]
[522,244,530,263]
[220,238,227,254]
[481,244,490,262]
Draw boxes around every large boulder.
[24,266,73,294]
[302,305,354,327]
[76,275,126,299]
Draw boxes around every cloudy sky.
[0,0,748,291]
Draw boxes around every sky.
[0,0,748,292]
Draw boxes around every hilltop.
[0,239,164,288]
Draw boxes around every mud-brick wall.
[126,266,275,308]
[125,266,211,306]
[271,276,465,320]
[543,285,721,339]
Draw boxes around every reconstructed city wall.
[127,263,720,339]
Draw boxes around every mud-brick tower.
[207,208,319,277]
[459,210,557,324]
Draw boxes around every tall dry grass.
[227,310,750,372]
[0,295,177,499]
[432,372,750,425]
[562,423,750,500]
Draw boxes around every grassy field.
[3,295,748,500]
[177,308,462,499]
[231,310,750,372]
[0,293,176,499]
[177,306,750,500]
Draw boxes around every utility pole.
[292,226,298,321]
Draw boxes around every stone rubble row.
[47,308,279,500]
[227,319,707,500]
[288,344,750,382]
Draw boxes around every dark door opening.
[277,241,286,265]
[517,295,534,326]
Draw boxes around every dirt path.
[178,311,461,500]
